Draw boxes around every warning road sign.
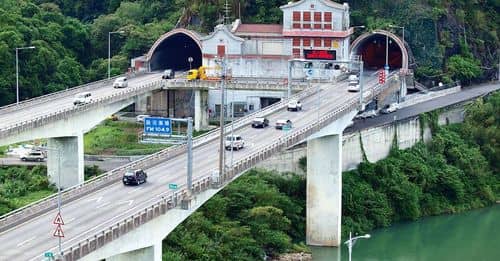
[53,212,64,225]
[53,225,64,238]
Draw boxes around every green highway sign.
[44,252,54,258]
[282,125,291,131]
[168,183,178,189]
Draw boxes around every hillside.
[0,0,497,106]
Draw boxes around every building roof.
[234,24,283,37]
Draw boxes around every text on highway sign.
[168,183,178,189]
[144,117,172,135]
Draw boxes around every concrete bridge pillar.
[134,94,149,114]
[47,133,84,189]
[150,89,169,117]
[306,110,358,247]
[107,240,162,261]
[194,89,209,131]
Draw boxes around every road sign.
[168,183,178,189]
[53,212,64,225]
[282,124,292,131]
[44,252,54,258]
[306,69,313,77]
[53,225,64,238]
[188,57,193,63]
[144,117,172,135]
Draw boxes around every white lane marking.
[17,236,36,247]
[95,202,110,209]
[115,200,134,206]
[66,217,76,224]
[127,187,143,194]
[86,196,103,203]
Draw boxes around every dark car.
[123,169,148,185]
[162,69,175,79]
[251,117,269,128]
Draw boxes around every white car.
[381,103,398,114]
[275,119,292,130]
[136,114,151,123]
[287,99,302,111]
[225,135,244,150]
[73,92,92,105]
[113,76,128,88]
[347,83,360,92]
[355,110,377,119]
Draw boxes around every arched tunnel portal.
[351,30,409,72]
[147,29,202,72]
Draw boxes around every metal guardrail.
[0,80,317,231]
[61,75,394,260]
[0,72,147,114]
[163,79,309,90]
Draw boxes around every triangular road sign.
[53,225,65,238]
[53,212,64,225]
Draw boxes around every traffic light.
[378,70,386,84]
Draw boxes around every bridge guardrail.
[62,78,373,260]
[163,79,308,90]
[0,79,317,231]
[0,72,147,114]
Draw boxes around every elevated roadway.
[0,74,385,260]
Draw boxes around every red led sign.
[303,49,336,60]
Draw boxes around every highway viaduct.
[0,70,403,260]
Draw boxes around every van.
[73,92,92,105]
[162,69,175,79]
[113,76,128,88]
[225,135,244,150]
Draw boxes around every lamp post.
[108,30,125,79]
[15,46,36,105]
[385,33,390,76]
[344,232,371,261]
[44,147,62,257]
[389,24,405,45]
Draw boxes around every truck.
[186,66,232,81]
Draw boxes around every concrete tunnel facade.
[351,30,410,72]
[146,29,202,72]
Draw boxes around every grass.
[8,190,55,209]
[84,120,211,156]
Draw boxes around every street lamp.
[15,46,36,105]
[344,232,371,261]
[44,147,63,257]
[108,30,125,79]
[389,24,405,45]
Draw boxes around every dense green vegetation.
[162,170,307,260]
[0,165,55,215]
[0,0,497,106]
[162,92,499,259]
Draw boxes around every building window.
[217,45,225,56]
[314,38,322,47]
[303,12,311,22]
[324,12,332,22]
[293,48,301,58]
[293,38,301,46]
[324,38,332,47]
[314,23,322,29]
[324,23,332,30]
[303,38,311,47]
[293,23,301,29]
[303,23,311,29]
[314,12,322,22]
[293,11,301,21]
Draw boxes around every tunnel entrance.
[351,30,408,72]
[147,29,202,72]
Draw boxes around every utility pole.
[186,117,193,196]
[218,57,226,181]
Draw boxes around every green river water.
[312,204,500,261]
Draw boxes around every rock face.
[270,252,312,261]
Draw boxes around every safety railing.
[0,72,148,114]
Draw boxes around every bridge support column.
[134,94,149,114]
[194,89,209,131]
[306,110,358,247]
[150,89,168,116]
[47,133,84,189]
[107,240,162,261]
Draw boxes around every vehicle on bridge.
[251,117,269,128]
[123,169,147,185]
[186,66,232,81]
[73,92,92,106]
[225,135,244,150]
[355,110,377,119]
[20,150,45,162]
[380,103,398,114]
[275,119,292,130]
[348,83,360,92]
[113,76,128,88]
[287,99,302,111]
[162,69,175,79]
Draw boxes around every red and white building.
[201,0,352,78]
